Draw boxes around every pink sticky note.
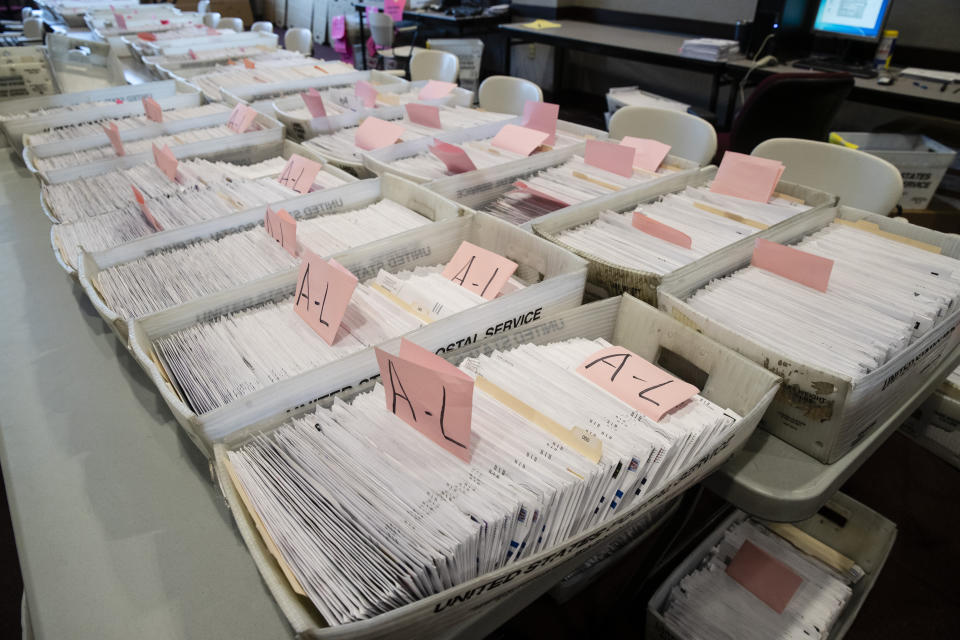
[406,102,442,129]
[632,212,692,249]
[726,540,803,614]
[300,88,327,118]
[142,96,163,122]
[293,251,358,345]
[152,143,178,181]
[355,116,405,151]
[418,80,457,100]
[711,152,785,202]
[491,124,549,156]
[584,139,635,178]
[512,180,569,207]
[429,140,476,174]
[103,122,124,156]
[355,80,378,108]
[441,241,519,300]
[264,206,297,256]
[113,13,127,29]
[137,32,157,41]
[384,0,406,22]
[752,238,834,293]
[375,338,473,462]
[131,186,163,232]
[226,103,257,133]
[621,136,671,172]
[520,101,559,146]
[576,346,699,421]
[277,154,323,194]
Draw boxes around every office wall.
[574,0,757,23]
[886,0,960,52]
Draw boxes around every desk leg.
[723,74,739,129]
[357,7,367,70]
[553,45,565,100]
[504,36,512,76]
[709,71,720,113]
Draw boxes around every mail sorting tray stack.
[144,46,296,80]
[647,491,896,640]
[530,170,837,304]
[183,59,359,102]
[427,144,704,230]
[658,205,960,464]
[26,108,284,185]
[48,138,348,277]
[901,367,960,470]
[362,119,609,184]
[211,294,780,639]
[123,29,281,62]
[0,80,201,153]
[218,68,406,111]
[127,212,588,454]
[78,174,456,344]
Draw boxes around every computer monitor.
[812,0,893,41]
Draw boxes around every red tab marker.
[576,346,699,421]
[103,122,125,156]
[188,49,197,60]
[226,103,258,133]
[632,212,692,249]
[264,206,298,256]
[160,19,170,25]
[243,58,255,69]
[142,96,163,122]
[300,88,327,118]
[491,124,548,156]
[137,32,157,41]
[375,338,474,462]
[428,140,476,174]
[355,117,405,151]
[441,241,518,300]
[752,238,834,292]
[132,186,163,232]
[406,103,442,129]
[584,139,635,178]
[418,80,456,100]
[513,180,569,207]
[711,152,785,202]
[726,540,803,614]
[355,80,378,108]
[293,252,358,345]
[520,100,559,146]
[277,154,322,194]
[620,136,671,172]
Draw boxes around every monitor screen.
[813,0,893,40]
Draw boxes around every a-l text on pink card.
[153,143,178,181]
[300,88,327,117]
[355,80,378,108]
[620,136,671,172]
[726,540,804,614]
[490,124,548,156]
[632,212,692,248]
[710,151,785,202]
[575,345,699,421]
[142,96,163,122]
[277,154,322,194]
[513,180,570,207]
[406,102,442,128]
[264,206,298,256]
[441,241,519,300]
[584,139,635,178]
[131,186,163,232]
[103,122,125,156]
[355,116,405,150]
[226,103,257,133]
[293,250,358,345]
[520,101,559,145]
[375,338,473,462]
[428,140,476,174]
[418,80,457,100]
[752,238,834,292]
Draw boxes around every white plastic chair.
[752,137,904,214]
[217,17,244,32]
[202,12,221,28]
[23,17,44,40]
[197,0,210,13]
[284,28,313,55]
[478,76,543,115]
[608,106,717,166]
[410,49,459,83]
[369,12,395,49]
[251,21,273,34]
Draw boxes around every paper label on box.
[441,241,518,300]
[264,206,298,256]
[293,252,358,345]
[355,116,405,150]
[620,136,671,172]
[752,238,833,292]
[711,152,784,202]
[584,139,635,177]
[226,104,258,133]
[632,212,691,248]
[726,540,803,614]
[491,124,548,156]
[277,154,322,194]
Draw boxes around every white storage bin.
[124,31,279,59]
[144,45,283,78]
[212,294,781,638]
[658,205,960,463]
[128,212,588,451]
[221,69,407,114]
[903,370,960,470]
[647,492,896,640]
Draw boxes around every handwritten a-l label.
[131,186,163,232]
[429,140,476,174]
[576,346,699,421]
[103,122,125,156]
[264,206,298,256]
[152,143,178,181]
[752,238,833,292]
[375,338,473,462]
[142,96,163,122]
[293,252,357,345]
[441,241,518,300]
[277,154,322,194]
[226,103,257,133]
[300,88,327,117]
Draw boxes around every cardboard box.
[176,0,254,27]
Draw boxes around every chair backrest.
[478,76,543,115]
[202,12,221,28]
[728,72,854,154]
[23,17,44,39]
[217,17,244,32]
[752,137,903,214]
[369,12,394,48]
[197,0,210,13]
[410,49,459,83]
[608,106,717,166]
[251,21,273,34]
[284,28,313,55]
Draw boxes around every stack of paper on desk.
[679,38,739,62]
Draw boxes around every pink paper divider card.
[575,346,699,421]
[153,144,178,181]
[131,186,163,232]
[264,206,298,256]
[520,101,559,146]
[103,122,125,156]
[512,180,570,207]
[406,102,442,129]
[726,540,803,614]
[142,96,163,123]
[620,136,671,172]
[429,140,476,174]
[226,104,257,133]
[441,241,519,300]
[355,116,405,150]
[418,80,457,100]
[491,124,548,157]
[293,251,358,345]
[711,151,785,202]
[632,212,692,249]
[355,80,378,108]
[277,154,322,194]
[384,0,406,22]
[752,238,833,292]
[584,139,635,178]
[375,338,473,462]
[300,88,327,117]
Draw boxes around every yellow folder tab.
[523,19,562,30]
